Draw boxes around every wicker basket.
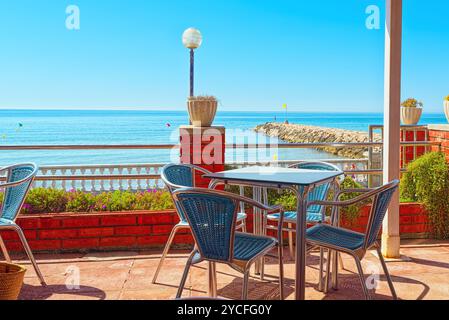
[0,263,26,300]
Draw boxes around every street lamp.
[182,28,203,97]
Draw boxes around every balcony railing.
[0,134,439,191]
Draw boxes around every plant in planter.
[444,95,449,123]
[187,95,218,127]
[400,98,423,125]
[401,152,449,239]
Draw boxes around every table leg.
[253,187,261,275]
[295,187,309,300]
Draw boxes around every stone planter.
[187,99,218,127]
[444,101,449,123]
[401,107,422,125]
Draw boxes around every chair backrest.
[173,188,239,262]
[0,164,38,221]
[289,161,341,214]
[161,164,212,221]
[363,180,399,249]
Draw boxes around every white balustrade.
[28,159,369,192]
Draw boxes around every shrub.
[401,152,449,239]
[0,188,174,215]
[66,190,97,213]
[24,188,68,214]
[336,176,368,223]
[401,98,423,108]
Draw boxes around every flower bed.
[0,188,174,215]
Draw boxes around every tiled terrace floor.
[14,239,449,300]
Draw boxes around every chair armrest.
[308,188,375,208]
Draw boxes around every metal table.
[205,166,342,300]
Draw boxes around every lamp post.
[182,28,203,97]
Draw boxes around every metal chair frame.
[0,163,46,286]
[172,188,285,300]
[306,180,399,300]
[152,163,247,284]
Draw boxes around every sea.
[0,109,445,166]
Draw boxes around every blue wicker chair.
[306,180,399,300]
[266,161,342,258]
[152,163,247,284]
[172,188,284,300]
[0,163,46,285]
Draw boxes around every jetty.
[254,122,381,159]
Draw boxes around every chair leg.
[278,244,284,300]
[354,256,371,300]
[15,227,46,286]
[376,246,398,300]
[208,261,218,298]
[176,251,195,299]
[324,248,332,293]
[242,270,250,300]
[318,248,324,292]
[152,225,183,284]
[288,223,294,259]
[242,219,247,233]
[332,250,339,290]
[338,253,345,271]
[0,235,11,263]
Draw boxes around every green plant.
[23,188,68,214]
[401,152,449,239]
[0,188,175,214]
[401,98,423,108]
[66,190,96,213]
[336,176,368,223]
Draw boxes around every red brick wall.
[341,203,430,238]
[1,210,193,253]
[0,204,430,254]
[429,128,449,160]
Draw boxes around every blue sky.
[0,0,448,112]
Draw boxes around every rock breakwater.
[254,122,381,159]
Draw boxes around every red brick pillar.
[428,124,449,161]
[179,125,225,188]
[400,126,428,168]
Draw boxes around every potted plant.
[400,98,423,125]
[444,95,449,123]
[187,96,218,127]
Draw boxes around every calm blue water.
[0,109,445,166]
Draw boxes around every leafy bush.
[0,188,174,215]
[336,176,368,223]
[24,188,68,214]
[401,98,423,108]
[401,152,449,239]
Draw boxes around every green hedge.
[401,152,449,239]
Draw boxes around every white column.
[382,0,402,258]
